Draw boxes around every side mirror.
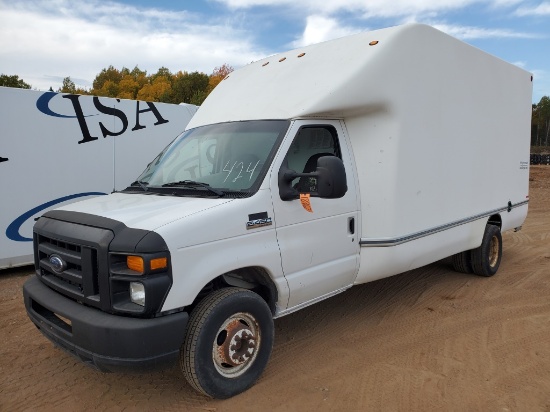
[278,156,347,200]
[316,156,347,198]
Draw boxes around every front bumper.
[23,275,188,372]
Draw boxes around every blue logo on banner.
[36,91,77,118]
[6,192,106,242]
[36,91,97,119]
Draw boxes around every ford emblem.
[49,254,67,273]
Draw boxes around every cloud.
[288,15,538,48]
[512,61,527,67]
[431,23,540,39]
[216,0,540,41]
[0,0,266,91]
[215,0,513,18]
[1,0,547,101]
[290,15,363,47]
[515,2,550,16]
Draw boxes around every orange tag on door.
[300,193,313,213]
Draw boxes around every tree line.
[1,70,549,147]
[0,64,233,106]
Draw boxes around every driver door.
[271,120,360,311]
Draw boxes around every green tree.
[172,71,209,105]
[58,77,76,93]
[56,77,89,94]
[532,96,550,147]
[0,74,31,89]
[151,66,172,83]
[92,65,123,93]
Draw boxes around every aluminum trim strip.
[359,200,529,247]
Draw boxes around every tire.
[471,224,502,277]
[451,250,473,274]
[181,287,274,399]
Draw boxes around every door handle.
[348,217,355,235]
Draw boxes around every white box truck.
[0,87,197,269]
[23,24,532,398]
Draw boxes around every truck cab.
[24,117,358,398]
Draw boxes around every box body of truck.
[23,24,532,398]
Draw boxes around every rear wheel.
[451,250,473,274]
[471,224,502,277]
[181,287,274,399]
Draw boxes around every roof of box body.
[186,23,459,129]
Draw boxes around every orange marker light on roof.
[279,57,286,62]
[297,53,306,57]
[262,62,269,67]
[369,40,379,46]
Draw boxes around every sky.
[0,0,548,103]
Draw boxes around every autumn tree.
[207,64,234,94]
[0,74,31,89]
[149,67,176,102]
[65,63,233,103]
[115,66,148,99]
[117,75,140,99]
[137,75,172,102]
[92,65,124,97]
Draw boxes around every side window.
[284,126,341,193]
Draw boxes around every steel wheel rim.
[212,312,261,378]
[488,234,500,267]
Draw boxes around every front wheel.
[181,288,274,399]
[471,224,502,277]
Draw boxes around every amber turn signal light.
[127,256,144,273]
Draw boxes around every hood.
[56,192,233,231]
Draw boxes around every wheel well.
[190,267,278,315]
[487,214,502,228]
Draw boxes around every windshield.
[133,120,289,196]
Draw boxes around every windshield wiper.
[162,180,224,196]
[129,180,149,191]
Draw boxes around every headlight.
[130,282,146,306]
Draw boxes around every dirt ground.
[1,167,550,412]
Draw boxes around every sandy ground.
[1,166,549,411]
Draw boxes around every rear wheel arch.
[487,214,502,229]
